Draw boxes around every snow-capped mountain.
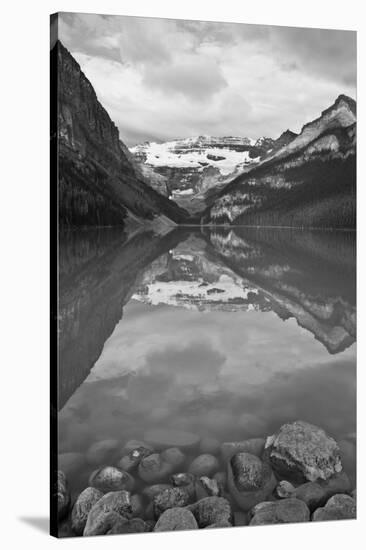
[129,135,275,214]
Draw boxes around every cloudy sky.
[58,13,356,146]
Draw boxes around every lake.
[57,226,356,503]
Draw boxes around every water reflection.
[57,227,356,490]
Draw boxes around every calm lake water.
[57,227,356,499]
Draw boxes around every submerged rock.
[188,454,220,477]
[122,439,154,455]
[249,498,310,525]
[86,439,120,466]
[312,494,356,521]
[83,491,132,536]
[89,466,134,493]
[154,508,198,532]
[161,447,186,469]
[138,453,173,484]
[187,496,232,528]
[144,429,200,451]
[55,470,70,520]
[118,446,153,473]
[71,487,103,535]
[293,482,327,512]
[265,421,342,483]
[221,439,265,462]
[228,452,276,511]
[154,487,191,517]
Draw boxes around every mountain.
[130,135,279,214]
[52,41,189,227]
[204,95,356,228]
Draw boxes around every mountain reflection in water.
[57,227,356,491]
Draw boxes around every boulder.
[144,429,200,451]
[71,487,103,535]
[250,498,310,525]
[55,470,70,520]
[275,480,295,499]
[265,421,342,483]
[154,487,191,517]
[187,496,232,528]
[228,452,277,511]
[154,508,198,532]
[199,437,220,455]
[117,446,153,473]
[58,452,85,477]
[86,439,120,466]
[221,439,265,462]
[83,491,132,536]
[138,453,173,484]
[189,454,220,477]
[312,494,356,521]
[89,466,134,493]
[320,471,351,499]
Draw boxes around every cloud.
[58,13,356,145]
[143,55,227,101]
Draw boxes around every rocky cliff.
[205,96,356,228]
[52,41,189,227]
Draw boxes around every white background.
[0,0,364,547]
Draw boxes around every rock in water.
[89,466,134,493]
[118,446,153,473]
[188,454,220,477]
[55,470,70,520]
[71,487,103,535]
[138,453,173,483]
[221,439,265,462]
[249,498,310,525]
[83,491,132,536]
[154,487,191,517]
[187,496,232,528]
[228,452,276,511]
[161,447,186,469]
[196,476,221,499]
[312,494,356,521]
[86,439,120,466]
[144,429,200,451]
[154,508,198,531]
[265,421,342,483]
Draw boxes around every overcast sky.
[58,13,356,146]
